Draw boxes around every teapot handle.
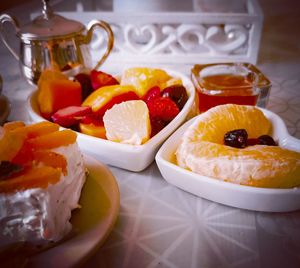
[0,14,20,61]
[84,20,114,70]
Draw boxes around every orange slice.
[103,100,151,145]
[176,104,300,188]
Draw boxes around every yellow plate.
[28,155,120,267]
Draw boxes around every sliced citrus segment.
[82,85,136,112]
[103,100,151,145]
[0,166,61,193]
[184,104,271,145]
[176,104,300,188]
[120,67,171,97]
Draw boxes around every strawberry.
[51,106,92,127]
[147,97,180,122]
[90,70,119,90]
[142,86,161,103]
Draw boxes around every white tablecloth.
[1,0,300,267]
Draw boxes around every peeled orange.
[103,100,151,145]
[176,104,300,188]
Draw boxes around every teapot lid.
[19,0,85,40]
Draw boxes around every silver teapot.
[0,0,114,85]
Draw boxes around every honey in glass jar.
[191,63,271,113]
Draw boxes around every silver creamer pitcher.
[0,0,114,85]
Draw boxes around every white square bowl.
[155,108,300,212]
[27,68,195,172]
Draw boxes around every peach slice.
[0,166,61,193]
[27,129,77,150]
[33,151,67,175]
[0,130,26,162]
[3,121,25,131]
[12,121,60,139]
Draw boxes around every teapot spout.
[0,14,20,60]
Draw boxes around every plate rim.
[28,154,120,267]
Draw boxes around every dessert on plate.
[0,121,86,248]
[176,104,300,188]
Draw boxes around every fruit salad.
[37,67,189,145]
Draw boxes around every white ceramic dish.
[155,108,300,212]
[27,68,195,171]
[25,155,120,267]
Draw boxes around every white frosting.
[0,143,86,247]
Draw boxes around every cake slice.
[0,121,86,247]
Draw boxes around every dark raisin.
[224,129,248,148]
[258,135,277,146]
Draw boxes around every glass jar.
[191,62,272,113]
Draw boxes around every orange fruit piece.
[12,121,59,139]
[120,67,171,97]
[82,85,136,112]
[38,75,82,119]
[176,104,300,188]
[0,130,26,162]
[79,123,106,139]
[33,151,67,175]
[27,129,77,150]
[3,121,25,131]
[0,166,61,193]
[103,100,151,145]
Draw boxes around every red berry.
[147,97,180,122]
[143,86,161,103]
[51,106,92,127]
[90,70,119,90]
[161,85,188,110]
